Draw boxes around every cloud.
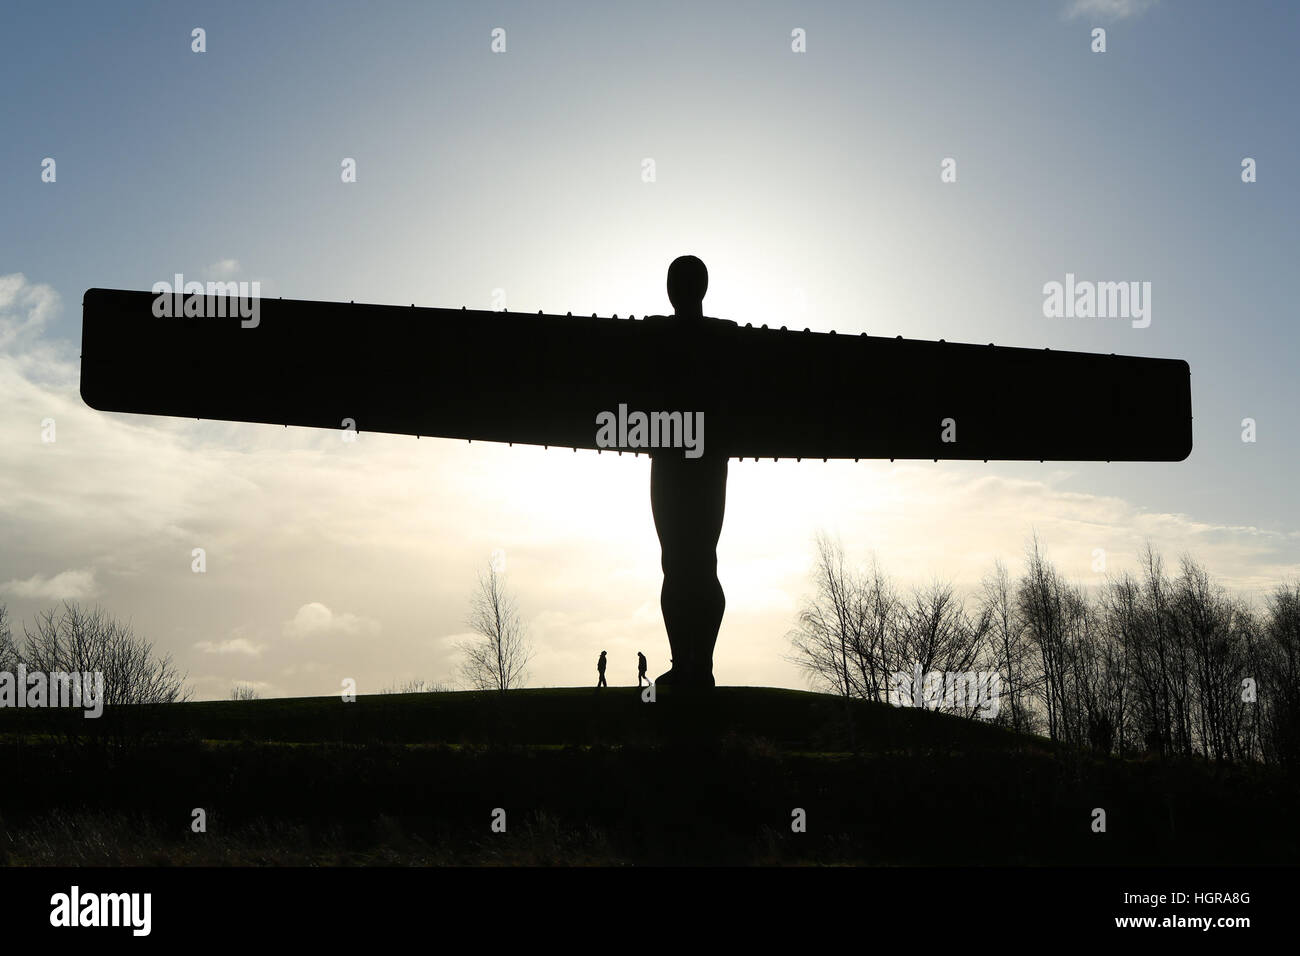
[282,602,378,640]
[206,259,241,278]
[1065,0,1157,20]
[0,273,60,350]
[194,636,265,657]
[0,568,98,601]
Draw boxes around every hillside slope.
[2,687,1295,865]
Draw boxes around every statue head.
[667,255,708,319]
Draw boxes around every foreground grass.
[2,808,623,866]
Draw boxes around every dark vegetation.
[791,535,1300,770]
[3,686,1297,865]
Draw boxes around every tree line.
[788,533,1300,769]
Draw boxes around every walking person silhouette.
[596,650,608,688]
[637,651,649,687]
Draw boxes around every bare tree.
[855,559,900,702]
[379,678,454,695]
[1066,584,1123,754]
[0,604,18,673]
[1171,556,1251,763]
[887,580,992,717]
[1120,545,1185,756]
[1260,583,1300,770]
[457,562,532,693]
[785,531,1300,768]
[1017,535,1074,743]
[980,561,1036,734]
[788,533,862,698]
[15,602,189,749]
[230,683,263,701]
[789,536,991,716]
[1098,572,1145,755]
[22,602,190,707]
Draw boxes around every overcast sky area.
[2,0,1297,699]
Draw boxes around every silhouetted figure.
[637,651,649,686]
[649,256,729,690]
[596,650,607,688]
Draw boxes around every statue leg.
[650,453,728,688]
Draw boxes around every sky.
[1,0,1298,699]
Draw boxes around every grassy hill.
[70,684,1038,749]
[2,686,1296,865]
